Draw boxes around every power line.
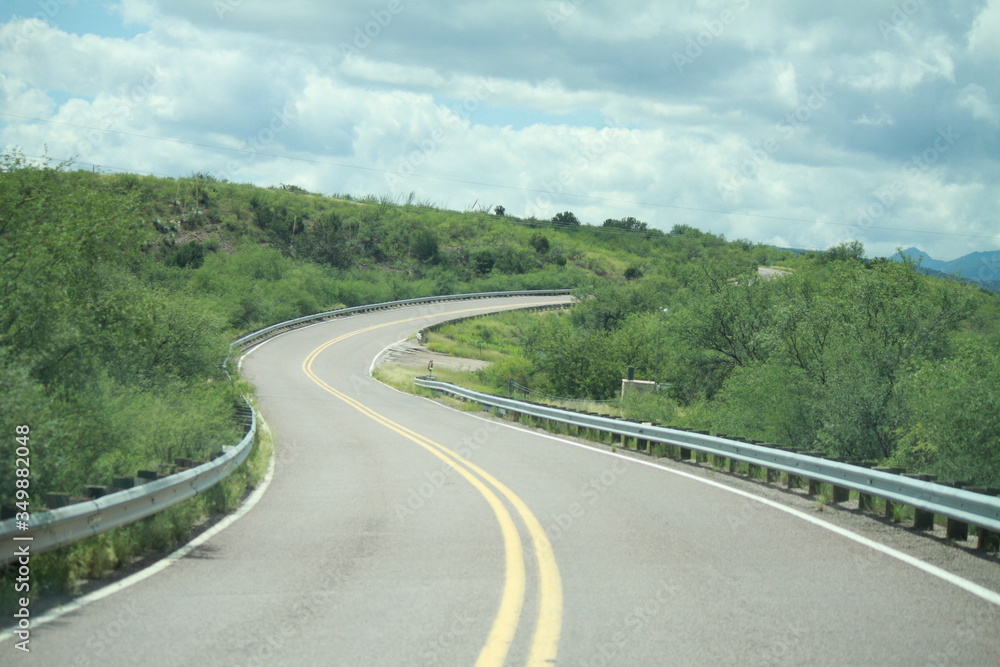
[3,111,996,242]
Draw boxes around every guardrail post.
[786,471,801,489]
[797,452,826,496]
[824,458,851,503]
[937,482,970,541]
[847,461,874,508]
[873,467,904,518]
[902,474,937,529]
[136,470,158,485]
[44,493,71,509]
[946,517,969,541]
[978,528,999,551]
[967,488,1000,550]
[782,450,802,489]
[763,445,785,483]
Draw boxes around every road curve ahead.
[6,295,1000,665]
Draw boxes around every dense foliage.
[2,154,744,502]
[0,156,244,502]
[3,150,997,506]
[462,246,1000,485]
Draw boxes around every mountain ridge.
[893,247,1000,293]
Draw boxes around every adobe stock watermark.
[393,420,503,522]
[926,603,1000,667]
[74,67,160,158]
[417,607,476,665]
[214,103,297,183]
[877,0,926,40]
[3,0,73,51]
[673,0,752,73]
[523,116,637,219]
[545,0,585,28]
[854,127,959,231]
[586,578,679,667]
[339,0,416,61]
[65,599,143,667]
[384,77,499,192]
[717,83,834,194]
[544,458,630,544]
[974,254,1000,284]
[242,567,350,666]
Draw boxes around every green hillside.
[0,152,792,507]
[3,149,998,508]
[435,248,1000,487]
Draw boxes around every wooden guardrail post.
[914,474,941,529]
[44,493,71,509]
[967,488,1000,550]
[902,474,937,529]
[845,461,873,508]
[937,482,970,541]
[136,470,158,485]
[825,458,851,503]
[798,452,826,495]
[783,449,803,489]
[873,467,904,519]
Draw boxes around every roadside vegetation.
[432,246,1000,487]
[3,148,997,603]
[0,151,783,509]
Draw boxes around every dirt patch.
[374,339,489,373]
[757,266,792,279]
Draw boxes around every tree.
[411,228,439,262]
[494,205,506,216]
[624,266,643,280]
[824,240,865,263]
[552,211,580,227]
[603,216,648,232]
[530,233,550,254]
[893,342,1000,484]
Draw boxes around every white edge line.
[0,415,277,644]
[370,354,1000,609]
[0,302,543,641]
[238,318,331,371]
[484,414,1000,608]
[370,339,406,376]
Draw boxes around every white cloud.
[967,0,1000,62]
[958,83,1000,127]
[840,47,954,92]
[0,1,997,259]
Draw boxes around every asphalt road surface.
[4,295,999,665]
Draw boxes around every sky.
[1,0,998,260]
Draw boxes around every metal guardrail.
[0,290,573,565]
[0,403,256,565]
[414,378,1000,535]
[230,289,574,350]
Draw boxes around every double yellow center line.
[300,306,563,666]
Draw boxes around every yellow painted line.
[299,304,563,665]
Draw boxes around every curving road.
[5,295,1000,665]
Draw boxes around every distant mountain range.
[892,247,1000,294]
